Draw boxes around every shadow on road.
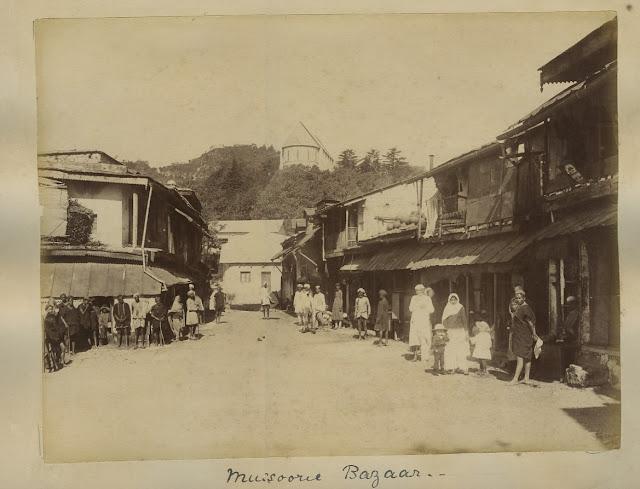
[562,403,621,449]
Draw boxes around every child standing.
[470,311,493,375]
[431,324,449,375]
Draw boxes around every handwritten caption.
[226,465,445,487]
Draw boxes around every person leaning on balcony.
[354,288,371,340]
[113,295,132,348]
[508,286,538,385]
[169,295,185,340]
[442,293,470,374]
[408,284,434,363]
[186,290,199,339]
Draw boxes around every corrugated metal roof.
[362,241,433,271]
[536,201,616,241]
[215,220,285,235]
[220,232,286,264]
[40,262,192,298]
[339,255,370,272]
[410,233,534,270]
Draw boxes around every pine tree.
[337,149,358,169]
[359,149,381,173]
[382,147,408,174]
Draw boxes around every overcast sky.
[36,12,614,168]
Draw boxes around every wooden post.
[132,191,139,247]
[548,259,558,336]
[416,178,424,239]
[559,258,566,323]
[492,272,498,326]
[465,274,470,325]
[344,208,349,249]
[578,241,591,345]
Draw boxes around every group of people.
[406,285,494,376]
[291,283,334,333]
[408,283,543,382]
[43,283,227,373]
[289,280,543,382]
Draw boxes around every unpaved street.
[44,309,620,462]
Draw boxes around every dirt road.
[43,309,620,462]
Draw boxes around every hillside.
[123,144,424,221]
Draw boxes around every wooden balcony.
[436,195,466,235]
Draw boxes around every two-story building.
[39,150,210,310]
[497,16,618,382]
[316,17,618,383]
[321,143,530,347]
[216,220,288,306]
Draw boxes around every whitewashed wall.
[220,263,282,305]
[67,182,126,247]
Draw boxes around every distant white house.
[216,220,287,305]
[280,121,335,171]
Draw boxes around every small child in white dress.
[470,311,493,376]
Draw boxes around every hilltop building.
[280,121,335,171]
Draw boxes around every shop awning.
[362,241,434,271]
[535,201,616,241]
[339,255,370,272]
[410,233,535,271]
[40,262,192,298]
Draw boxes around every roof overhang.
[498,61,616,141]
[539,17,617,90]
[39,169,149,187]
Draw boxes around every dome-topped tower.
[280,121,335,171]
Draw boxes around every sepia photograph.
[36,12,620,463]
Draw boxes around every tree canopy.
[124,144,424,221]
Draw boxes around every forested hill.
[123,144,425,221]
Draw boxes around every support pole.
[493,272,498,326]
[579,241,591,345]
[132,191,139,247]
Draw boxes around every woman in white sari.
[442,293,470,374]
[408,284,435,363]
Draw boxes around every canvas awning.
[40,261,192,298]
[410,233,535,271]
